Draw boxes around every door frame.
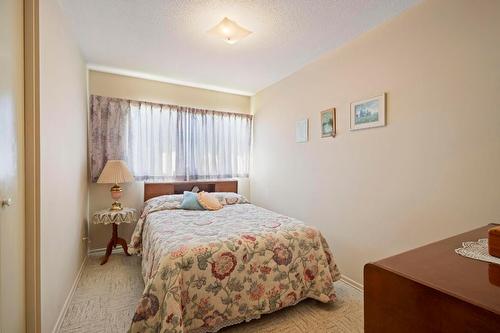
[24,0,41,331]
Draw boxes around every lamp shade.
[97,160,134,184]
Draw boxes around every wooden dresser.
[364,224,500,333]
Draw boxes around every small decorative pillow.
[197,192,223,211]
[180,191,205,210]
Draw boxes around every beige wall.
[251,0,500,285]
[88,71,251,250]
[40,0,89,331]
[89,71,250,114]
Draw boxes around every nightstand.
[92,207,137,265]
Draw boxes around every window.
[89,95,252,182]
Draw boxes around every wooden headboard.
[144,180,238,201]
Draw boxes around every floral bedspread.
[129,196,341,333]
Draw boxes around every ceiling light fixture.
[207,17,252,44]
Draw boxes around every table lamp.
[97,160,134,211]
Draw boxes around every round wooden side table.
[92,207,137,265]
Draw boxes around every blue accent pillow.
[180,191,205,210]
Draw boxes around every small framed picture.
[320,108,336,138]
[295,118,309,143]
[350,93,386,130]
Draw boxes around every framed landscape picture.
[320,108,336,138]
[350,93,386,130]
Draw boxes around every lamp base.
[110,201,123,211]
[110,184,123,211]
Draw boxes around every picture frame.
[295,118,309,143]
[350,93,386,130]
[320,108,336,138]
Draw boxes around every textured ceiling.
[59,0,420,95]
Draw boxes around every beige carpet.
[59,254,363,333]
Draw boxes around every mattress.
[128,195,341,333]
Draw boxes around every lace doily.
[92,207,137,225]
[455,238,500,265]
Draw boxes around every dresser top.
[373,224,500,315]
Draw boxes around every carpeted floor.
[59,254,363,333]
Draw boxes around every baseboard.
[88,247,124,256]
[340,274,364,292]
[52,255,88,333]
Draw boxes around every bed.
[129,180,341,333]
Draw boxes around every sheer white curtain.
[128,102,179,180]
[89,95,252,182]
[177,108,252,180]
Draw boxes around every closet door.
[0,0,26,331]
